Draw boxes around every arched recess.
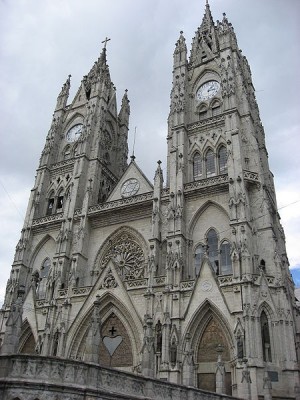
[183,300,234,395]
[93,226,148,280]
[188,200,229,237]
[30,235,56,272]
[68,292,141,369]
[257,301,275,363]
[19,319,36,354]
[63,112,84,133]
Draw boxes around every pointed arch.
[193,151,203,180]
[19,319,36,354]
[183,299,234,358]
[188,200,229,237]
[29,234,55,268]
[63,112,84,133]
[217,144,228,174]
[183,300,234,394]
[205,147,216,177]
[68,292,141,367]
[63,144,71,160]
[93,226,148,280]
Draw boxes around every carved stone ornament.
[100,233,145,280]
[100,268,118,289]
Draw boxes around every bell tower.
[5,44,130,306]
[164,2,297,397]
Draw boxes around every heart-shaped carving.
[103,336,123,356]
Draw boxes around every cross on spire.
[101,37,111,49]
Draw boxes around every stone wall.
[0,354,240,400]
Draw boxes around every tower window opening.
[220,241,232,275]
[193,153,202,180]
[206,150,216,177]
[261,311,272,362]
[57,194,64,211]
[194,244,205,276]
[218,146,227,173]
[47,198,54,215]
[199,110,207,120]
[212,105,221,116]
[207,229,218,272]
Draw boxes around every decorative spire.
[55,74,71,111]
[173,31,187,67]
[200,0,214,33]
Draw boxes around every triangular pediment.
[107,160,153,202]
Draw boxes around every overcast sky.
[0,0,299,304]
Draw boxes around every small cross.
[109,326,117,336]
[102,37,111,49]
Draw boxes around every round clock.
[121,178,140,198]
[66,124,83,142]
[196,81,220,101]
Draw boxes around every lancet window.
[193,152,202,180]
[261,311,272,362]
[218,145,227,173]
[194,230,232,276]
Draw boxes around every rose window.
[100,233,145,280]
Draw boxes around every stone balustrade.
[0,354,239,400]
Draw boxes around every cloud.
[0,0,299,302]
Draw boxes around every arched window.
[37,258,51,299]
[193,153,202,180]
[207,229,218,273]
[261,311,272,362]
[64,146,71,160]
[47,192,55,216]
[40,258,51,278]
[199,105,207,120]
[194,244,205,276]
[220,241,232,275]
[218,146,227,173]
[212,101,221,116]
[56,190,64,212]
[206,149,216,177]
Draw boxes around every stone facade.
[1,3,299,400]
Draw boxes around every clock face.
[121,178,140,198]
[196,81,220,101]
[66,124,83,142]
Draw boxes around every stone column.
[263,370,272,400]
[141,314,155,377]
[182,333,195,387]
[1,298,22,354]
[215,344,225,394]
[84,295,101,364]
[240,358,252,400]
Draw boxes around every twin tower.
[1,3,299,400]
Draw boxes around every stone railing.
[243,170,260,185]
[88,192,153,214]
[184,174,228,192]
[32,212,64,226]
[0,355,238,400]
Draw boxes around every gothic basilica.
[0,3,299,400]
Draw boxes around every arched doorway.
[197,316,232,395]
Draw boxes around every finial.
[180,30,183,35]
[101,37,111,50]
[157,160,162,166]
[131,126,137,160]
[130,155,136,162]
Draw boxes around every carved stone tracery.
[100,233,145,280]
